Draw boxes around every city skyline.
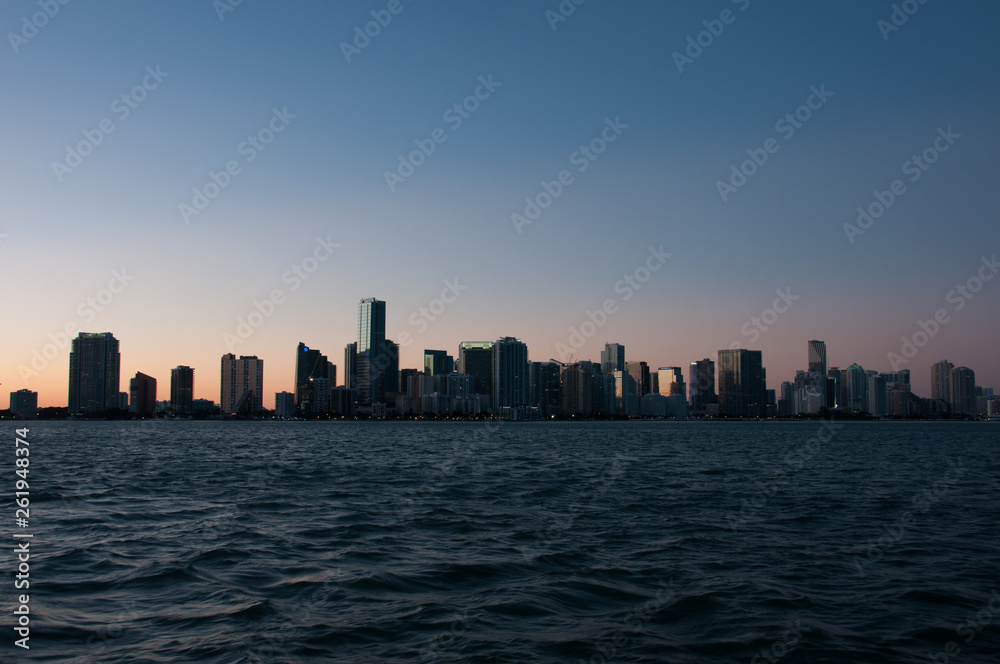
[10,313,995,414]
[2,2,998,407]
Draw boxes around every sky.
[2,0,998,407]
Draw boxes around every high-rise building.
[866,371,887,417]
[493,337,529,413]
[343,342,357,390]
[458,341,494,400]
[423,350,454,376]
[689,358,717,411]
[129,372,157,417]
[600,343,625,374]
[844,364,868,412]
[68,332,120,414]
[950,366,976,416]
[807,340,827,376]
[221,354,264,414]
[355,299,388,406]
[530,362,562,416]
[931,360,955,407]
[275,391,295,418]
[295,343,335,414]
[717,349,766,418]
[612,370,639,416]
[625,361,651,397]
[9,390,38,419]
[656,367,686,397]
[170,366,194,415]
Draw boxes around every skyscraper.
[129,372,157,417]
[170,366,194,415]
[931,360,954,406]
[844,363,868,412]
[656,367,686,396]
[221,354,264,414]
[356,298,387,406]
[625,361,651,397]
[600,343,625,374]
[493,337,529,413]
[68,332,120,414]
[717,349,766,418]
[458,341,494,399]
[689,358,717,411]
[950,366,976,416]
[423,350,454,376]
[295,343,335,414]
[808,340,827,376]
[343,342,357,390]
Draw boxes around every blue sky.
[2,0,998,405]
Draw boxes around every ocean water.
[16,421,1000,663]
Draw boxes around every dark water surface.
[15,421,1000,663]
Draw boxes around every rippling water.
[18,421,1000,663]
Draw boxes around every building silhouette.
[129,372,157,417]
[68,332,120,414]
[221,354,264,414]
[170,366,194,415]
[717,349,766,418]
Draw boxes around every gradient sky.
[3,0,998,407]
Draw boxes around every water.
[15,421,1000,663]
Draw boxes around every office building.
[170,366,194,415]
[717,349,766,418]
[423,350,454,376]
[657,367,686,397]
[295,343,335,414]
[458,341,494,399]
[493,337,529,412]
[807,340,827,376]
[129,372,157,417]
[68,332,120,414]
[600,343,625,374]
[689,358,717,411]
[625,361,651,397]
[355,298,386,406]
[950,366,976,416]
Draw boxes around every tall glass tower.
[356,298,387,406]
